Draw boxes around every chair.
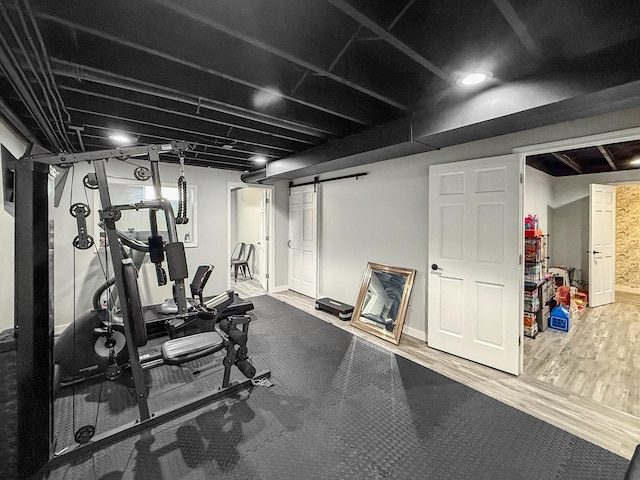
[231,242,246,262]
[231,243,255,282]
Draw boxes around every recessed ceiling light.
[253,88,282,108]
[253,155,267,164]
[630,157,640,166]
[109,133,132,144]
[222,144,234,150]
[457,71,493,87]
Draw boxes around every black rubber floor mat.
[49,294,629,479]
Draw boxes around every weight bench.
[122,262,257,386]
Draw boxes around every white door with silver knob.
[428,154,523,375]
[589,184,616,307]
[288,184,318,298]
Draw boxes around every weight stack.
[0,329,18,480]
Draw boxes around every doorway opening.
[519,129,640,417]
[228,183,274,300]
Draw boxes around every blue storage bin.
[549,305,570,332]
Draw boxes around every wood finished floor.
[232,277,640,460]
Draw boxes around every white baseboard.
[403,325,426,341]
[616,285,640,294]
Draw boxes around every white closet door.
[288,185,318,298]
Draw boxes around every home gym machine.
[12,142,270,478]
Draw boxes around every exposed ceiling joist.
[81,125,279,160]
[58,84,318,146]
[387,0,415,31]
[325,0,453,85]
[80,140,251,169]
[34,12,374,126]
[68,108,295,154]
[146,0,411,112]
[491,0,543,62]
[4,0,640,177]
[552,153,583,174]
[597,145,618,170]
[50,58,333,139]
[328,26,363,72]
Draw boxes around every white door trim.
[227,182,275,292]
[513,126,640,156]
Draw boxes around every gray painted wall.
[53,160,240,329]
[272,179,290,290]
[298,106,640,340]
[3,106,640,337]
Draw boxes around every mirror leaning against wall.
[351,262,416,345]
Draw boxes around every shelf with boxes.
[524,231,555,338]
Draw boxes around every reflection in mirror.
[351,262,416,345]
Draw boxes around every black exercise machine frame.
[14,142,269,478]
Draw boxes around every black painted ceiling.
[1,0,640,176]
[527,140,640,177]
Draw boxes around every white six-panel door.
[288,184,318,298]
[428,154,523,375]
[589,184,616,307]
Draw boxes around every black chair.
[231,243,255,282]
[230,242,246,262]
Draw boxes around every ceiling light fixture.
[630,157,640,166]
[253,155,267,164]
[457,71,492,87]
[109,133,132,144]
[253,88,282,108]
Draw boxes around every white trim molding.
[513,127,640,156]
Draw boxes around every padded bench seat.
[161,332,225,365]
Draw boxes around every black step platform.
[315,297,354,320]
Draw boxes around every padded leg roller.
[236,359,256,379]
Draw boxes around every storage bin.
[549,305,570,332]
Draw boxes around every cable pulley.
[176,153,189,225]
[82,173,99,190]
[134,166,152,181]
[70,202,94,250]
[74,425,96,444]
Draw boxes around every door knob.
[431,264,443,271]
[287,239,291,248]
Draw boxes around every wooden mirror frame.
[350,262,416,345]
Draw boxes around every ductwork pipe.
[240,168,266,184]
